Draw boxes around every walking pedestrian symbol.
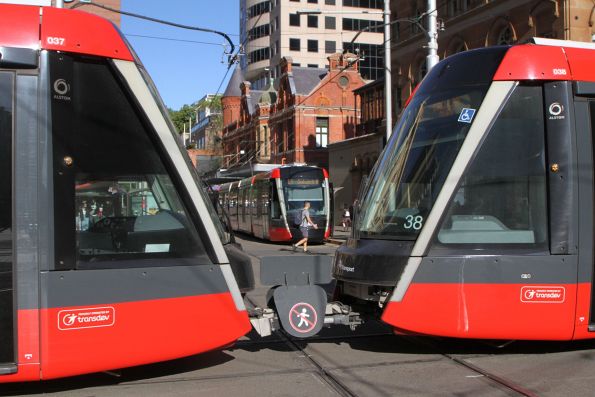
[458,108,476,124]
[288,302,318,333]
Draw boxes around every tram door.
[0,72,14,367]
[588,100,595,327]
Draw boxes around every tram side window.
[50,53,210,269]
[436,85,548,247]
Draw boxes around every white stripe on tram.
[390,80,517,303]
[113,59,246,311]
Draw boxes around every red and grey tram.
[219,166,331,242]
[0,4,251,382]
[333,38,595,340]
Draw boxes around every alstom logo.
[520,286,565,303]
[58,307,116,330]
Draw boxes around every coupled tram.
[333,38,595,341]
[0,3,253,383]
[218,165,331,242]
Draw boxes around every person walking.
[341,204,351,232]
[293,201,318,253]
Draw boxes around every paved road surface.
[4,234,595,396]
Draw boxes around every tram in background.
[0,3,252,382]
[219,165,331,242]
[333,38,595,341]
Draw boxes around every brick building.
[51,0,121,26]
[390,0,595,115]
[222,53,366,170]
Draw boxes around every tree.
[168,104,196,135]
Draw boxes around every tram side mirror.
[0,47,38,69]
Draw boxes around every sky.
[121,1,240,110]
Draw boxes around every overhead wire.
[69,0,236,57]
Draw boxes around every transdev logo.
[58,307,115,330]
[520,286,565,304]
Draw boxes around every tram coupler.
[249,255,363,338]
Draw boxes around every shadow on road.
[0,350,236,396]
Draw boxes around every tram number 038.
[404,215,423,230]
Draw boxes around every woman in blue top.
[292,201,318,253]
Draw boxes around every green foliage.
[199,95,222,112]
[169,104,196,134]
[168,95,223,135]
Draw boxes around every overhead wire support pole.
[383,0,392,142]
[426,0,439,71]
[70,0,236,63]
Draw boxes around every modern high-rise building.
[240,0,385,89]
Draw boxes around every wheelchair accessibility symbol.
[458,108,476,123]
[288,302,318,333]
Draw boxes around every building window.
[308,15,318,28]
[447,0,470,18]
[315,118,329,147]
[247,24,270,41]
[307,64,319,68]
[287,119,295,151]
[291,63,301,67]
[342,0,383,9]
[307,39,318,52]
[275,40,280,54]
[343,18,383,32]
[248,47,271,63]
[289,38,301,51]
[325,0,335,4]
[290,13,300,26]
[325,40,336,54]
[276,126,285,153]
[343,42,382,80]
[325,16,336,29]
[247,1,271,18]
[308,0,318,3]
[497,25,514,45]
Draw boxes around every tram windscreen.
[282,170,327,217]
[357,48,508,240]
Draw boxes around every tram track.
[410,336,539,397]
[245,295,359,397]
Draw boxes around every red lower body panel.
[382,283,578,340]
[571,282,592,340]
[0,309,41,383]
[269,227,292,242]
[25,293,250,381]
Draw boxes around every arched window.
[497,25,514,45]
[445,37,468,58]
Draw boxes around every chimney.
[240,81,251,97]
[281,57,293,75]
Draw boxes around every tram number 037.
[404,215,423,230]
[46,36,65,46]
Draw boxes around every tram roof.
[0,3,133,61]
[494,39,595,82]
